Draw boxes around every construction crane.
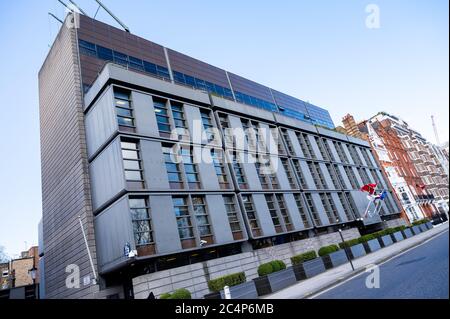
[431,115,440,146]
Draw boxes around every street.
[315,229,449,299]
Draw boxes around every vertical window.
[326,164,340,189]
[218,113,234,147]
[265,194,281,231]
[298,133,316,159]
[338,193,355,221]
[315,137,329,160]
[231,152,248,189]
[334,142,349,163]
[334,165,347,189]
[281,129,294,155]
[162,144,183,189]
[305,193,322,226]
[358,168,371,185]
[294,194,311,228]
[129,197,153,246]
[272,128,286,155]
[171,101,189,141]
[153,98,171,137]
[173,197,194,240]
[121,140,144,189]
[200,109,215,142]
[361,148,373,167]
[292,159,308,189]
[255,161,270,190]
[281,158,298,189]
[211,149,230,189]
[349,146,362,165]
[223,196,242,233]
[276,194,292,230]
[345,192,358,219]
[181,147,201,189]
[114,89,135,131]
[344,166,359,189]
[241,195,261,236]
[192,196,212,237]
[322,139,335,161]
[308,162,327,189]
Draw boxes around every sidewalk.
[261,222,449,299]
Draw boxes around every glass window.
[223,196,241,232]
[129,197,153,246]
[173,197,194,239]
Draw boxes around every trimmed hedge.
[291,251,317,265]
[160,288,192,299]
[207,272,246,293]
[358,234,376,243]
[257,260,287,277]
[338,238,360,249]
[412,218,429,226]
[318,244,339,257]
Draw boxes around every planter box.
[220,281,258,299]
[346,244,366,260]
[425,222,433,230]
[391,231,404,242]
[379,235,393,247]
[322,250,348,269]
[411,225,422,235]
[418,224,428,232]
[403,228,413,238]
[253,268,296,296]
[293,258,326,281]
[364,239,381,253]
[204,291,222,299]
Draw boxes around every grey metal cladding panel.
[211,96,274,123]
[132,91,160,138]
[205,195,234,243]
[316,127,350,141]
[40,22,97,299]
[94,196,134,272]
[274,158,291,190]
[150,195,182,253]
[38,219,44,255]
[307,135,323,161]
[184,104,201,145]
[140,140,170,191]
[89,138,126,210]
[341,144,355,165]
[347,135,370,147]
[194,146,221,190]
[283,193,304,230]
[352,166,364,188]
[271,89,308,114]
[299,160,316,190]
[319,163,335,189]
[326,139,340,162]
[85,86,118,158]
[228,72,274,103]
[311,193,331,226]
[274,112,318,133]
[330,192,348,222]
[168,49,230,88]
[356,147,368,167]
[252,194,276,236]
[287,130,304,158]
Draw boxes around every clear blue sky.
[0,0,448,258]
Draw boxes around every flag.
[374,190,387,201]
[360,183,377,195]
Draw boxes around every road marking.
[309,228,449,299]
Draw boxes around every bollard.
[224,285,231,299]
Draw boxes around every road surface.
[315,229,449,299]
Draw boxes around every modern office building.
[39,13,403,299]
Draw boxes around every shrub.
[170,288,192,299]
[291,251,317,265]
[338,238,360,249]
[207,272,246,293]
[412,218,429,226]
[393,225,406,232]
[358,234,376,243]
[258,262,273,277]
[257,260,287,276]
[159,293,172,299]
[318,244,339,257]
